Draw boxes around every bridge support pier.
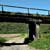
[29,22,36,40]
[36,23,40,39]
[29,22,40,40]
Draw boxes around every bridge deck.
[0,11,50,24]
[0,11,49,17]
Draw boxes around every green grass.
[0,22,28,34]
[29,24,50,50]
[29,34,50,50]
[0,23,50,50]
[0,37,7,43]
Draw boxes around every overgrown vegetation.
[29,24,50,50]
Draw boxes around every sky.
[0,0,50,15]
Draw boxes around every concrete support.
[29,22,40,40]
[29,22,36,40]
[36,24,40,39]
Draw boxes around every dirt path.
[5,36,24,43]
[0,34,38,50]
[0,45,38,50]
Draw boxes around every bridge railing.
[0,4,50,15]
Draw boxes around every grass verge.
[0,37,7,43]
[29,34,50,50]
